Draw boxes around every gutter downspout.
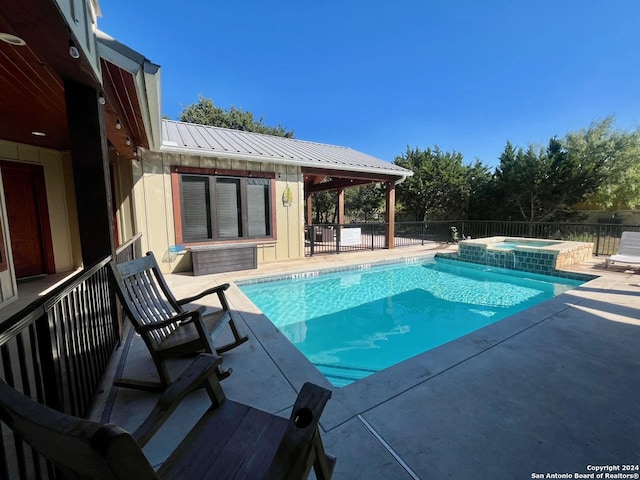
[394,174,409,186]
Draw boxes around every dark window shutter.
[216,178,241,238]
[181,176,211,241]
[247,179,270,236]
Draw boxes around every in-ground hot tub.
[440,236,594,275]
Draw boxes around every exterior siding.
[0,141,80,273]
[134,149,305,274]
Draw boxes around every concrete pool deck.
[93,244,640,479]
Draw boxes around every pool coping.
[228,253,607,430]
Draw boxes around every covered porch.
[0,1,158,476]
[303,166,406,250]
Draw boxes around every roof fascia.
[159,143,413,178]
[97,30,162,150]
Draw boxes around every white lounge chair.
[606,231,640,269]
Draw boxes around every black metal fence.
[0,235,142,479]
[305,221,640,257]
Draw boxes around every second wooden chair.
[109,252,249,391]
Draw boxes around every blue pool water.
[239,258,583,387]
[493,240,560,250]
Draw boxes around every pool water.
[493,240,560,250]
[239,258,583,387]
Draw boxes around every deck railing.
[115,232,142,265]
[304,221,640,257]
[0,235,142,479]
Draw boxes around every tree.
[345,184,384,221]
[179,95,294,137]
[493,137,604,222]
[394,146,472,221]
[310,190,336,224]
[565,117,640,211]
[466,160,495,220]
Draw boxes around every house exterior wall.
[109,151,137,246]
[0,141,82,308]
[133,149,305,273]
[0,141,80,273]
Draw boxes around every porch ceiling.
[303,167,399,193]
[0,0,144,158]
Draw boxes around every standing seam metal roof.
[160,120,412,177]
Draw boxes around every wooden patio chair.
[109,252,249,391]
[0,354,336,479]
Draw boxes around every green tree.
[394,146,471,221]
[179,95,294,137]
[466,160,494,220]
[345,184,384,221]
[494,137,604,222]
[565,117,640,211]
[310,190,336,224]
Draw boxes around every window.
[177,171,273,243]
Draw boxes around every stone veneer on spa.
[437,236,594,277]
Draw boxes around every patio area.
[91,244,640,479]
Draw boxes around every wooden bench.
[108,252,249,391]
[0,354,336,479]
[191,244,258,275]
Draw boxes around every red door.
[1,161,53,278]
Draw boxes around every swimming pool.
[239,257,584,387]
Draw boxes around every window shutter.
[216,178,241,238]
[247,179,270,236]
[181,176,211,241]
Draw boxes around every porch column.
[385,182,396,249]
[337,187,345,225]
[65,79,115,265]
[306,190,313,224]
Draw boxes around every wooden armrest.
[136,310,200,333]
[132,354,224,447]
[267,382,333,478]
[177,283,230,305]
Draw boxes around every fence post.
[371,224,375,250]
[336,224,341,254]
[309,226,315,256]
[595,225,602,256]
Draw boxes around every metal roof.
[161,120,412,178]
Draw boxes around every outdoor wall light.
[125,136,131,146]
[98,93,106,105]
[115,119,121,129]
[0,33,26,46]
[68,40,80,59]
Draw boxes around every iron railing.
[304,221,640,257]
[0,235,142,479]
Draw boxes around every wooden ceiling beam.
[306,178,376,193]
[302,166,400,184]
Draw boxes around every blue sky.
[99,1,640,168]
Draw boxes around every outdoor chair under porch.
[0,354,336,479]
[109,252,249,391]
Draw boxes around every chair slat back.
[110,254,183,347]
[619,231,640,257]
[0,379,159,479]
